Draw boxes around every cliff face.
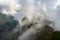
[0,13,19,40]
[0,14,54,40]
[18,17,54,40]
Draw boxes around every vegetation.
[37,25,54,40]
[37,31,60,40]
[53,31,60,40]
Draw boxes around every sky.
[0,0,60,31]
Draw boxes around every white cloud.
[0,0,60,31]
[0,0,21,15]
[23,0,60,31]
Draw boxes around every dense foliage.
[37,31,60,40]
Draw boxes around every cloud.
[55,5,60,31]
[21,0,60,31]
[0,0,60,31]
[0,0,21,15]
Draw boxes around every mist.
[0,0,60,40]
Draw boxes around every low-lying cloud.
[0,0,60,31]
